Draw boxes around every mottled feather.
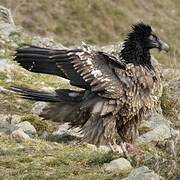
[11,22,168,145]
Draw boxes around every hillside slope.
[1,0,180,68]
[0,2,179,180]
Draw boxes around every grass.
[0,1,179,179]
[0,0,180,68]
[0,134,179,179]
[0,135,123,180]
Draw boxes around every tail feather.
[10,86,88,125]
[10,86,61,102]
[10,86,84,102]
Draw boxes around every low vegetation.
[0,1,179,179]
[1,0,180,68]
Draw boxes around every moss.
[88,151,115,166]
[21,114,49,134]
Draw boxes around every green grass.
[1,0,180,68]
[0,1,179,179]
[0,135,123,180]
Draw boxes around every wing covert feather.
[70,44,126,99]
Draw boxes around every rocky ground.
[0,6,179,180]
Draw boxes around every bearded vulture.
[11,23,169,146]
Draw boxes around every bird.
[10,22,169,149]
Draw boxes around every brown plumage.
[11,23,169,146]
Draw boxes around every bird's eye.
[149,35,155,41]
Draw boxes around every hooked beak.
[159,40,170,52]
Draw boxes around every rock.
[178,114,180,121]
[31,102,48,115]
[166,78,180,101]
[0,114,11,133]
[15,121,37,135]
[0,114,22,134]
[52,123,83,138]
[0,6,14,25]
[10,115,22,124]
[0,23,16,37]
[0,6,16,37]
[0,58,13,72]
[140,110,171,133]
[85,144,124,154]
[11,129,31,142]
[32,36,67,49]
[136,125,171,144]
[40,131,49,139]
[127,166,164,180]
[162,68,180,80]
[98,145,112,153]
[104,158,132,173]
[171,129,180,140]
[0,86,11,93]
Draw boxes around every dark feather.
[11,22,167,146]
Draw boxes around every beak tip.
[161,42,170,52]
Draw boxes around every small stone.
[32,36,67,49]
[0,114,11,128]
[178,114,180,121]
[0,6,15,25]
[141,111,170,133]
[104,158,132,173]
[0,23,16,37]
[98,145,112,153]
[40,131,49,139]
[0,86,9,93]
[52,123,83,138]
[162,68,180,80]
[31,102,48,115]
[11,129,31,142]
[10,115,22,124]
[128,166,164,180]
[0,114,14,134]
[137,125,171,144]
[15,121,37,135]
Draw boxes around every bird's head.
[127,22,169,52]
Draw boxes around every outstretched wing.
[15,43,127,99]
[15,45,91,89]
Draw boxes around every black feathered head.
[131,23,152,39]
[126,22,169,52]
[121,22,169,69]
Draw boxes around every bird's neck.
[120,40,153,70]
